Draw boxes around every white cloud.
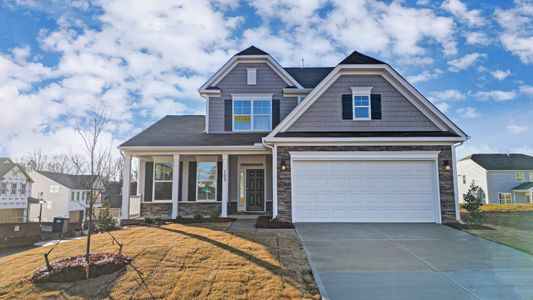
[495,2,533,64]
[434,102,450,112]
[430,89,466,101]
[456,106,480,118]
[490,69,511,81]
[511,146,533,156]
[448,53,485,72]
[456,143,499,159]
[441,0,486,27]
[406,69,443,84]
[464,31,491,45]
[506,124,529,135]
[519,85,533,95]
[473,90,517,101]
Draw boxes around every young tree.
[463,180,485,225]
[96,201,118,231]
[76,109,110,278]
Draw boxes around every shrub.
[462,180,485,225]
[96,201,118,231]
[143,217,154,225]
[154,217,163,225]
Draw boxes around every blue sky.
[0,0,532,159]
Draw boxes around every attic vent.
[247,68,256,85]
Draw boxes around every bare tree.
[76,109,110,278]
[17,149,83,174]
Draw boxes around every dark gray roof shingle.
[0,159,33,182]
[511,182,533,191]
[120,115,265,147]
[461,154,533,170]
[338,51,385,65]
[276,131,460,138]
[37,171,97,190]
[284,67,334,88]
[236,46,268,56]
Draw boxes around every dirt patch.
[31,253,132,283]
[446,223,494,230]
[255,216,294,229]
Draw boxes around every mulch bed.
[173,217,237,224]
[446,222,494,230]
[31,253,132,283]
[255,216,294,229]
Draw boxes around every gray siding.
[287,75,441,132]
[486,170,533,204]
[208,62,298,133]
[457,159,488,203]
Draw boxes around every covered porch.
[121,149,275,220]
[511,182,533,204]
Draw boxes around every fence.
[129,195,141,218]
[0,222,41,248]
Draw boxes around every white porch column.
[121,154,132,219]
[221,154,229,217]
[530,190,532,204]
[272,145,278,218]
[171,154,180,219]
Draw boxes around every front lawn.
[461,203,533,213]
[0,223,319,299]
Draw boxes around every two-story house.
[28,171,104,223]
[0,157,33,223]
[458,154,533,204]
[119,46,468,224]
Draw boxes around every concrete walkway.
[296,223,533,300]
[226,218,296,235]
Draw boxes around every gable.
[287,75,442,132]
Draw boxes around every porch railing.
[129,195,141,218]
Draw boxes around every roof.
[0,159,33,183]
[36,171,98,190]
[275,131,460,138]
[235,46,268,56]
[511,182,533,191]
[120,115,265,147]
[338,51,386,65]
[284,67,334,88]
[460,154,533,170]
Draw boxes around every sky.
[0,0,532,160]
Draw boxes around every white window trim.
[529,172,533,182]
[247,68,257,85]
[153,162,173,202]
[231,94,273,132]
[499,192,512,204]
[516,171,525,182]
[196,160,218,202]
[351,86,372,121]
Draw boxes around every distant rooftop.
[460,154,533,170]
[36,171,99,190]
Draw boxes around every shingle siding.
[287,75,441,132]
[276,145,456,223]
[208,62,298,133]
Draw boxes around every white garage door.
[292,159,439,223]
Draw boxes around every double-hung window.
[11,183,17,195]
[516,171,525,182]
[20,184,26,195]
[499,193,512,204]
[351,87,372,120]
[154,163,173,201]
[197,161,217,201]
[233,95,272,131]
[1,183,6,195]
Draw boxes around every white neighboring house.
[28,171,104,223]
[0,157,34,223]
[458,154,533,204]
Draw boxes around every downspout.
[452,141,464,222]
[262,138,277,218]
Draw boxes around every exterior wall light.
[443,160,451,171]
[280,160,287,171]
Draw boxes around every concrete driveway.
[296,223,533,300]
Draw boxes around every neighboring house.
[458,154,533,204]
[119,46,468,224]
[0,157,33,223]
[28,171,104,223]
[100,181,137,218]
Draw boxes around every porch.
[121,151,274,220]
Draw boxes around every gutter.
[452,139,467,222]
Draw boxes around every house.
[100,181,137,218]
[28,171,104,223]
[0,157,33,223]
[119,46,468,224]
[457,154,533,204]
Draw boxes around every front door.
[246,169,264,211]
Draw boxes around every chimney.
[301,58,304,68]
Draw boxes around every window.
[154,163,173,201]
[197,162,217,201]
[1,183,6,195]
[351,87,372,120]
[529,172,533,182]
[71,191,75,201]
[499,193,512,204]
[462,175,466,184]
[20,184,26,194]
[11,183,17,195]
[516,172,525,182]
[233,99,271,131]
[82,192,86,202]
[77,191,81,201]
[247,68,256,85]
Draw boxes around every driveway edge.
[295,225,329,300]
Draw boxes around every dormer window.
[247,68,256,85]
[351,87,372,120]
[232,94,272,131]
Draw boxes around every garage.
[291,151,441,223]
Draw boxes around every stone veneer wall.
[276,145,456,223]
[141,203,172,217]
[178,203,221,218]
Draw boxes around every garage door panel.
[292,160,438,223]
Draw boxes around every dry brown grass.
[461,203,533,213]
[0,223,319,299]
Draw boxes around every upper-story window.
[20,184,26,194]
[1,183,6,195]
[71,191,75,201]
[351,87,372,120]
[232,95,272,131]
[247,68,256,85]
[516,171,525,182]
[11,183,17,195]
